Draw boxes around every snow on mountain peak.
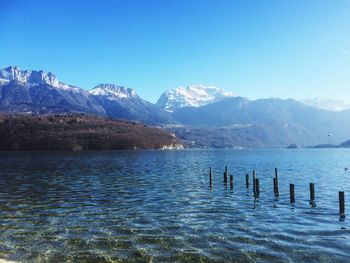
[156,85,234,112]
[302,97,350,111]
[90,84,137,99]
[0,66,78,91]
[0,66,59,86]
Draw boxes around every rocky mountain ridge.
[0,66,172,125]
[1,66,350,148]
[156,85,233,112]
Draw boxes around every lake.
[0,149,349,262]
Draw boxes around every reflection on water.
[0,149,349,262]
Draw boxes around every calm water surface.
[0,149,349,262]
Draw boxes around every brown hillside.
[0,114,183,151]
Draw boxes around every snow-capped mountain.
[302,97,350,111]
[0,66,104,115]
[3,66,350,147]
[90,84,137,99]
[0,66,79,92]
[90,83,173,125]
[0,66,172,125]
[156,85,233,112]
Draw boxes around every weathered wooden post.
[223,166,228,184]
[274,168,279,196]
[255,178,260,197]
[245,174,249,189]
[253,170,256,193]
[339,191,345,216]
[309,183,315,202]
[290,184,295,204]
[209,167,212,187]
[230,175,233,189]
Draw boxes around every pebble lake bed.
[0,149,349,262]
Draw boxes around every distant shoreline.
[1,147,350,154]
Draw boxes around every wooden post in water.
[255,178,260,197]
[309,183,315,202]
[245,174,249,189]
[339,191,345,215]
[253,170,256,193]
[223,166,228,184]
[230,175,233,189]
[274,168,279,196]
[290,184,295,204]
[209,167,212,187]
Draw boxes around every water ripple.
[0,149,349,262]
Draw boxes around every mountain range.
[169,97,350,147]
[0,66,171,125]
[1,66,350,148]
[302,97,350,111]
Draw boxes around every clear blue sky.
[0,0,349,103]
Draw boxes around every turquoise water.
[0,149,349,262]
